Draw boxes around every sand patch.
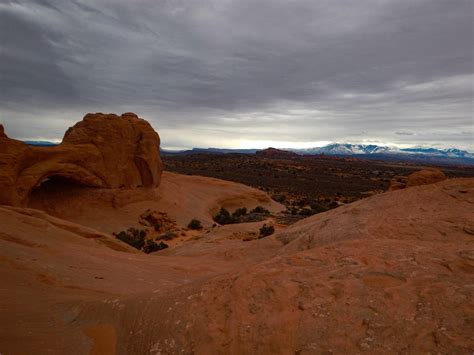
[84,324,117,355]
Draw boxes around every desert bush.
[328,201,339,209]
[250,206,270,215]
[143,239,161,254]
[259,224,275,238]
[157,241,169,250]
[213,207,237,225]
[310,203,328,214]
[299,208,314,216]
[232,207,247,217]
[271,194,286,203]
[115,228,146,250]
[187,219,203,230]
[214,206,271,225]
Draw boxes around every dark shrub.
[232,207,247,217]
[157,241,169,250]
[115,228,146,250]
[299,208,314,216]
[250,206,270,215]
[187,219,203,230]
[143,239,161,254]
[213,207,237,225]
[259,224,275,238]
[272,194,286,203]
[310,203,328,214]
[328,201,339,209]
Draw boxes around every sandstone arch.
[0,113,163,206]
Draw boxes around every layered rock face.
[0,112,162,206]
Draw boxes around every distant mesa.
[0,112,162,206]
[256,147,299,159]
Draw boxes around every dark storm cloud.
[0,0,472,149]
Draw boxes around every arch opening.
[27,174,98,209]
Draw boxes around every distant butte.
[256,147,299,159]
[0,112,163,206]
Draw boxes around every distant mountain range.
[161,143,474,165]
[25,141,473,164]
[162,143,473,158]
[287,143,474,159]
[24,140,58,147]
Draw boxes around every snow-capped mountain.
[289,144,398,155]
[289,144,473,159]
[399,147,473,158]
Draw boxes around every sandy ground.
[0,173,473,354]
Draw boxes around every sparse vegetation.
[142,240,157,254]
[271,194,286,203]
[298,207,314,216]
[259,224,275,238]
[232,207,247,217]
[187,219,203,230]
[213,206,272,225]
[213,207,237,225]
[114,228,146,250]
[250,206,270,215]
[115,227,168,253]
[166,154,471,226]
[310,203,328,214]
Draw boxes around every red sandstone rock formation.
[0,113,162,206]
[389,168,446,191]
[406,168,446,187]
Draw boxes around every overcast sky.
[0,0,472,150]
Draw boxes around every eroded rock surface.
[389,168,446,191]
[0,177,472,354]
[406,168,447,187]
[0,113,162,206]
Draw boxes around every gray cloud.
[0,0,472,150]
[395,131,414,136]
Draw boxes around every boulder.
[388,168,446,191]
[0,113,162,206]
[406,168,446,187]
